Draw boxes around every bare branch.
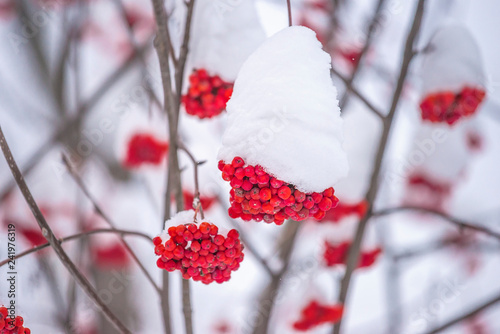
[252,221,301,334]
[424,292,500,334]
[175,0,196,106]
[373,206,500,241]
[331,67,384,119]
[333,1,427,333]
[0,127,131,334]
[62,155,162,294]
[0,228,153,268]
[338,0,387,110]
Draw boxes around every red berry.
[254,165,266,176]
[242,180,253,191]
[201,239,212,250]
[199,222,211,234]
[234,167,245,179]
[232,157,245,168]
[318,197,333,211]
[168,226,177,237]
[278,186,292,200]
[258,187,272,201]
[311,192,323,203]
[153,237,162,245]
[218,160,225,171]
[223,164,235,176]
[228,229,239,239]
[244,166,255,177]
[270,177,284,188]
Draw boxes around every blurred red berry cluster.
[219,157,339,225]
[0,307,30,334]
[154,222,244,284]
[182,69,234,119]
[420,87,486,125]
[293,300,343,331]
[123,133,169,168]
[323,241,382,269]
[318,200,368,223]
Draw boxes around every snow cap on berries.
[420,24,486,96]
[218,26,348,193]
[188,0,266,81]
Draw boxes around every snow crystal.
[420,24,486,96]
[218,26,348,193]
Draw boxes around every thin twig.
[110,0,165,108]
[0,127,132,334]
[339,0,387,111]
[333,1,426,333]
[175,0,196,107]
[423,292,500,334]
[0,36,154,202]
[62,155,162,294]
[0,228,153,268]
[331,67,384,119]
[286,0,292,27]
[373,206,500,242]
[252,221,301,334]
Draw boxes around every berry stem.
[179,142,206,220]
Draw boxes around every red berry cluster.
[153,222,244,284]
[218,157,339,225]
[408,174,451,196]
[123,133,169,168]
[0,307,30,334]
[293,300,343,331]
[420,87,486,125]
[182,69,233,119]
[405,173,452,212]
[323,241,382,269]
[318,200,368,223]
[93,242,130,270]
